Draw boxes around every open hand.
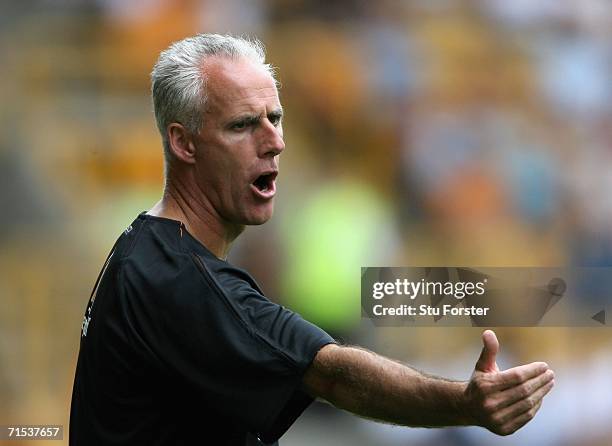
[464,330,555,436]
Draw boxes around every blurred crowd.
[1,1,611,445]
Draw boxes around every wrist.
[454,381,476,426]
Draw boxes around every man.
[70,34,554,445]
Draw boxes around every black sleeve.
[121,253,336,443]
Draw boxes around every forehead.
[203,57,280,115]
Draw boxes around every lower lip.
[250,180,276,200]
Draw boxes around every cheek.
[226,157,254,200]
[198,144,243,180]
[197,136,257,200]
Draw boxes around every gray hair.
[151,33,276,162]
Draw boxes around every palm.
[464,330,554,436]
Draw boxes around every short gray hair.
[151,34,276,162]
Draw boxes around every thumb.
[475,330,499,373]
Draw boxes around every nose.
[259,119,285,158]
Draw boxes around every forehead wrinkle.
[205,89,280,119]
[232,88,279,106]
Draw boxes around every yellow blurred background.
[1,1,611,445]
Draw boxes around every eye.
[231,120,249,131]
[268,113,282,127]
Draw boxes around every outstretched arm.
[302,330,554,436]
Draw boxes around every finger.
[475,330,499,373]
[493,378,554,427]
[492,362,549,390]
[499,397,545,436]
[495,369,555,409]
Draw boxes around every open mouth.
[251,171,278,198]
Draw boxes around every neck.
[148,175,243,259]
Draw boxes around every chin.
[248,205,274,225]
[247,212,273,226]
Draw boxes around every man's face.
[192,57,285,229]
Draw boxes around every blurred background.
[1,0,612,445]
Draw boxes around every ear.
[167,123,197,164]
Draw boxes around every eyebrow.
[228,108,283,125]
[268,108,283,120]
